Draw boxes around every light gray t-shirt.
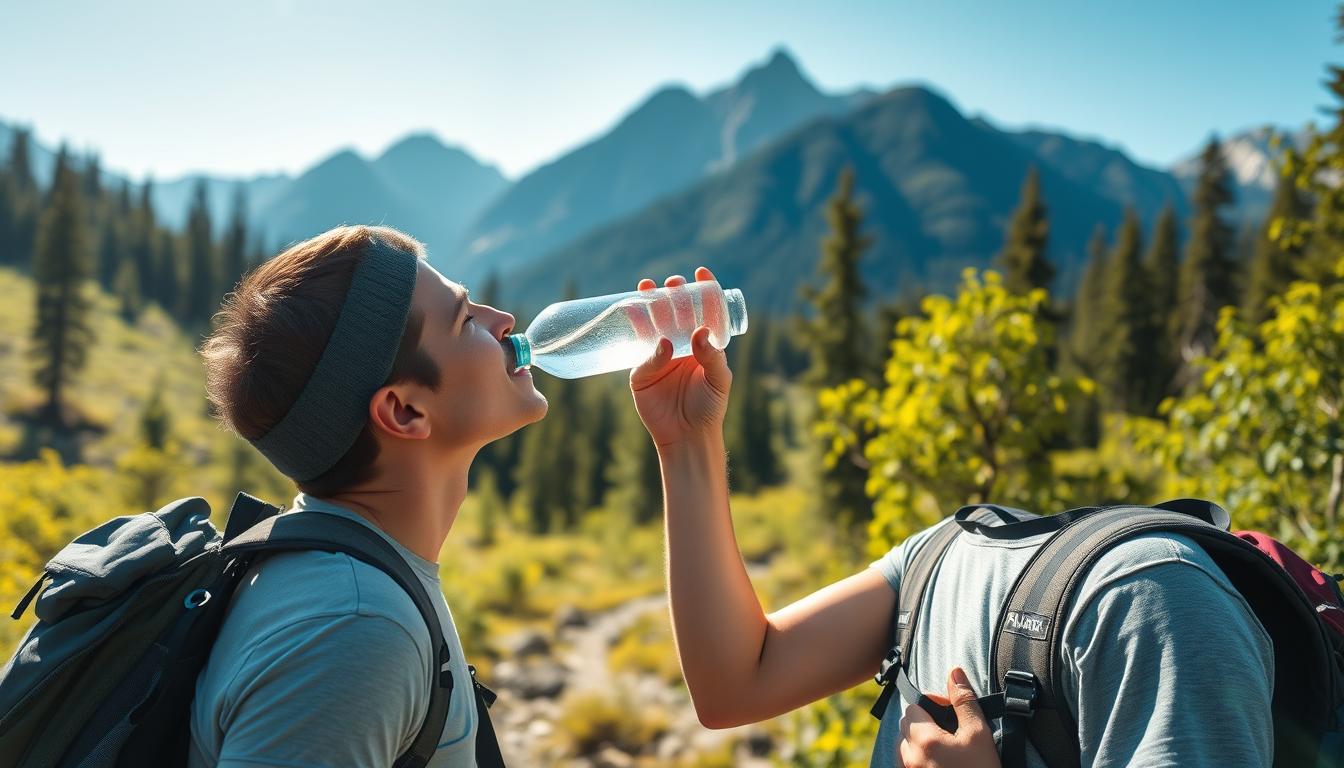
[189,494,477,767]
[868,512,1275,768]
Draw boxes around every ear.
[368,384,431,441]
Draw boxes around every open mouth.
[503,335,533,378]
[503,339,529,377]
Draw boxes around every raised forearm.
[658,433,768,727]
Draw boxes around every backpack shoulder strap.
[222,491,284,544]
[870,517,964,719]
[987,499,1321,768]
[222,512,480,768]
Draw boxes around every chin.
[525,393,549,423]
[497,395,548,439]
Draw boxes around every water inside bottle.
[529,282,732,378]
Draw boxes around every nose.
[492,308,515,341]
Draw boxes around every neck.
[323,448,475,563]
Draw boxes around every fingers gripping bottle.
[506,281,748,379]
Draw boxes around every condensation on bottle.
[507,281,748,379]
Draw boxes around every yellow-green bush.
[0,449,127,654]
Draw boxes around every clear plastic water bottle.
[506,281,748,379]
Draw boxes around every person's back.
[868,511,1275,767]
[189,498,477,768]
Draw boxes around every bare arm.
[628,267,895,729]
[660,433,895,728]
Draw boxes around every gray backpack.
[0,492,505,768]
[870,499,1344,768]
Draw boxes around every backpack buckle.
[1002,670,1038,719]
[869,647,903,721]
[874,646,902,687]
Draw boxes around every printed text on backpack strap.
[222,513,458,768]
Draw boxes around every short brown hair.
[200,225,442,496]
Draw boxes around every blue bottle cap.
[507,334,531,371]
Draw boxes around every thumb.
[630,337,673,391]
[690,326,731,393]
[947,667,987,737]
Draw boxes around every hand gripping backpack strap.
[871,508,1055,734]
[222,513,503,768]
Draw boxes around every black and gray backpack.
[0,492,506,768]
[870,499,1344,768]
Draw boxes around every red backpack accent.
[1236,530,1344,637]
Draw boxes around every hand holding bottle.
[629,268,733,449]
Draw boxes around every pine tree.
[0,167,11,266]
[1176,137,1238,377]
[1065,224,1109,446]
[578,381,618,509]
[247,234,268,274]
[606,401,662,525]
[29,147,95,426]
[115,259,140,324]
[1096,208,1162,413]
[1244,173,1312,326]
[97,216,124,292]
[132,180,159,306]
[82,154,102,201]
[799,167,871,388]
[7,128,37,197]
[997,166,1054,298]
[1070,224,1109,376]
[724,326,780,492]
[157,231,181,314]
[1285,9,1344,285]
[798,167,873,528]
[474,469,504,547]
[140,376,171,450]
[220,184,249,299]
[2,129,39,269]
[1143,204,1180,403]
[183,180,216,326]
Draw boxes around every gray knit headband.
[250,236,419,482]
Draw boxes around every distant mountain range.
[505,86,1182,313]
[451,50,875,284]
[0,124,507,258]
[0,48,1308,315]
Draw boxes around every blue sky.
[1,0,1336,180]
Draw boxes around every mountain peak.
[765,47,801,75]
[737,47,815,96]
[381,132,449,156]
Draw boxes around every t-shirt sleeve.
[1061,558,1275,768]
[868,515,958,594]
[214,613,431,768]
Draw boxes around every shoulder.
[1072,531,1250,619]
[1058,532,1276,763]
[867,515,959,593]
[222,550,431,661]
[1063,531,1273,665]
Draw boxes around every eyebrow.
[453,288,470,333]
